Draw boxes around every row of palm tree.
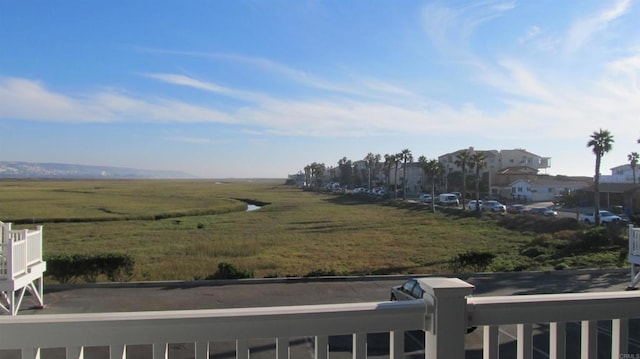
[303,130,638,222]
[303,148,488,210]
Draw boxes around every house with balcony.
[438,148,550,179]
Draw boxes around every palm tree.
[587,129,614,225]
[629,152,639,215]
[454,149,472,210]
[424,159,441,213]
[304,165,311,187]
[364,153,381,191]
[400,149,413,200]
[383,154,395,193]
[337,157,352,188]
[418,155,428,194]
[629,152,639,186]
[393,153,402,199]
[470,151,487,212]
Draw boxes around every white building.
[510,178,590,203]
[601,163,640,184]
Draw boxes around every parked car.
[390,278,477,333]
[467,199,482,210]
[481,200,506,212]
[438,193,460,206]
[579,210,623,224]
[507,204,527,214]
[390,278,424,301]
[528,207,558,217]
[419,194,433,203]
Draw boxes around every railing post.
[3,223,12,279]
[418,277,474,359]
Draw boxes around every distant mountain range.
[0,161,195,179]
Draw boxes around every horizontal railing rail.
[467,290,640,325]
[0,300,428,359]
[467,290,640,359]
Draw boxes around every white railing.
[0,300,428,359]
[629,225,640,259]
[0,222,43,280]
[468,291,640,358]
[628,225,640,288]
[1,277,639,358]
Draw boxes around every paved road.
[5,269,638,359]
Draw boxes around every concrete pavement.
[16,268,633,315]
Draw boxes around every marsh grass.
[0,179,622,282]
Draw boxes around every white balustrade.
[1,277,639,358]
[0,222,46,315]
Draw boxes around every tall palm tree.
[383,154,394,193]
[364,153,381,191]
[418,155,428,194]
[304,165,311,187]
[587,129,614,225]
[400,149,413,200]
[337,157,352,188]
[629,152,639,214]
[629,152,639,186]
[424,159,441,213]
[454,149,472,210]
[393,153,402,199]
[470,151,487,212]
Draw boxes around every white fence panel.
[0,300,429,358]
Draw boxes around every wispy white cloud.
[0,77,238,124]
[604,51,640,93]
[421,0,516,53]
[564,0,632,55]
[141,48,367,98]
[518,25,542,44]
[476,59,560,104]
[0,78,112,122]
[143,73,231,94]
[164,136,213,144]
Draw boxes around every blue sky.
[1,0,640,178]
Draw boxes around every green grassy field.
[0,179,626,282]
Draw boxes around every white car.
[481,200,506,212]
[467,200,482,210]
[390,278,424,301]
[390,279,477,333]
[419,194,433,203]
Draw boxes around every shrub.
[579,227,610,247]
[206,262,254,280]
[44,253,135,283]
[304,269,338,277]
[450,251,495,273]
[44,254,78,284]
[497,215,579,233]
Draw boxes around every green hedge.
[44,253,134,283]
